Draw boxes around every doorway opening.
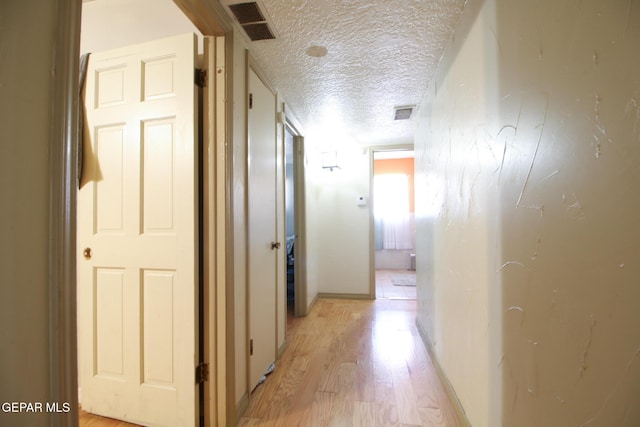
[284,121,308,319]
[372,149,416,300]
[284,125,296,314]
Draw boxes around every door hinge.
[195,68,207,88]
[195,362,209,384]
[250,339,254,356]
[249,93,253,109]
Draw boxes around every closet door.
[77,33,199,426]
[247,66,278,390]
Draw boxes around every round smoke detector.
[305,45,328,58]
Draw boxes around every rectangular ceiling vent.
[393,105,416,121]
[224,1,277,41]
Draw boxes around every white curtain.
[374,174,413,250]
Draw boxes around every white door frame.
[284,122,310,317]
[50,1,235,425]
[202,34,231,427]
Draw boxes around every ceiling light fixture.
[321,151,340,171]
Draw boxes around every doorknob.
[83,247,92,259]
[271,242,281,250]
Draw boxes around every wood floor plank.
[326,389,355,427]
[375,380,395,403]
[353,400,377,427]
[236,417,264,426]
[79,409,140,427]
[393,365,423,425]
[317,358,342,393]
[354,361,376,402]
[376,403,401,427]
[295,391,335,427]
[288,349,330,411]
[419,406,449,427]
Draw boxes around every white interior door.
[77,33,199,426]
[247,67,278,390]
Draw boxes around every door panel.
[78,33,198,426]
[248,67,278,390]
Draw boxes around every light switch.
[356,196,367,206]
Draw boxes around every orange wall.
[373,158,415,213]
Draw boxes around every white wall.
[0,0,79,425]
[415,3,497,423]
[0,2,55,422]
[307,146,372,297]
[303,146,320,307]
[80,0,202,54]
[415,0,640,426]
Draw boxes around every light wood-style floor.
[80,298,460,427]
[238,298,460,427]
[79,409,139,426]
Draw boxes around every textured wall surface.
[415,0,640,426]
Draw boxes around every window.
[374,174,413,250]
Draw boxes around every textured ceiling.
[234,0,466,147]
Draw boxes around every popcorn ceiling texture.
[244,0,466,146]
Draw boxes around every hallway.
[238,298,461,427]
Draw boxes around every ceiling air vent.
[242,23,275,41]
[393,105,416,121]
[226,1,276,41]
